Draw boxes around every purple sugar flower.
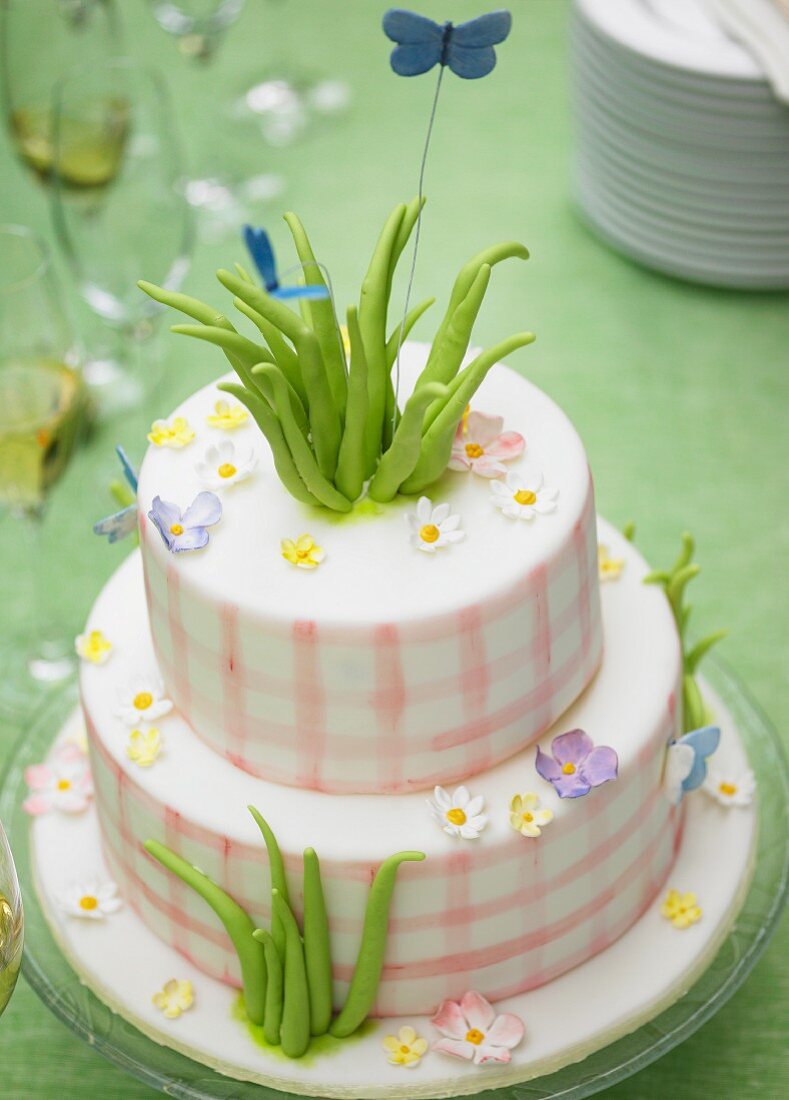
[535,728,618,799]
[148,492,222,553]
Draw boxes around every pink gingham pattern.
[86,692,681,1017]
[139,481,603,795]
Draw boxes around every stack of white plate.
[570,0,789,289]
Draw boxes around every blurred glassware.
[0,226,88,697]
[148,0,285,235]
[50,58,194,410]
[0,0,124,188]
[0,817,23,1017]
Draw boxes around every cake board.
[2,655,786,1100]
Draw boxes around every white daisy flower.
[704,768,756,808]
[490,472,558,521]
[115,674,173,727]
[194,438,256,489]
[406,497,465,553]
[427,785,488,839]
[58,879,122,921]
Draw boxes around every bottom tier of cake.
[80,519,683,1017]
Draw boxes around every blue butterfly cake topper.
[243,225,330,301]
[383,8,512,78]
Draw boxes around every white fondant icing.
[30,687,756,1097]
[136,344,603,793]
[80,521,683,1016]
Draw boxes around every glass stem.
[21,502,75,681]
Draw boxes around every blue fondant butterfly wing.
[115,445,138,493]
[93,504,137,544]
[383,9,444,75]
[446,11,512,79]
[243,225,278,292]
[450,10,513,47]
[273,285,330,301]
[679,725,721,792]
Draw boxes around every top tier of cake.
[137,343,602,794]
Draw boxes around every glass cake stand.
[0,654,786,1100]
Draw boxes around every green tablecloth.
[0,1,786,1096]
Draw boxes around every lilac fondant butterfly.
[243,225,329,301]
[383,8,512,79]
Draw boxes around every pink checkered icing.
[139,479,603,795]
[86,693,681,1017]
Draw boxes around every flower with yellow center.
[428,785,488,839]
[703,767,755,808]
[509,792,554,838]
[407,496,465,554]
[491,471,558,521]
[147,416,195,449]
[194,439,257,490]
[115,675,173,727]
[660,889,702,929]
[281,533,325,570]
[126,727,163,768]
[153,978,195,1020]
[449,410,525,478]
[383,1025,428,1068]
[58,879,122,921]
[598,545,625,582]
[75,629,113,665]
[205,399,249,430]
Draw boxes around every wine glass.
[0,0,124,188]
[0,818,23,1016]
[147,0,285,235]
[50,58,194,411]
[0,225,87,702]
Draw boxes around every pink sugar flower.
[432,990,525,1066]
[449,412,525,478]
[23,742,93,816]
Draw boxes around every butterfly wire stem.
[391,63,445,439]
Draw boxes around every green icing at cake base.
[232,995,376,1065]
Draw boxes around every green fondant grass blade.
[249,805,292,960]
[387,194,425,299]
[368,383,448,503]
[252,929,284,1045]
[401,332,535,494]
[685,630,727,675]
[144,840,266,1025]
[250,362,309,438]
[683,672,707,733]
[359,202,407,476]
[417,265,492,397]
[219,383,320,508]
[233,296,306,406]
[334,305,369,503]
[385,296,435,371]
[672,532,696,576]
[422,241,530,380]
[666,563,701,628]
[330,851,425,1039]
[273,890,311,1058]
[137,281,232,331]
[284,212,347,415]
[251,365,351,512]
[303,848,333,1037]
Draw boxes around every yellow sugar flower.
[598,545,625,582]
[205,399,249,430]
[147,416,195,449]
[661,889,702,930]
[509,792,554,838]
[75,629,112,665]
[126,727,163,768]
[383,1025,428,1068]
[281,533,325,570]
[153,978,194,1019]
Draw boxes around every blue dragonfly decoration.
[665,725,721,805]
[93,445,139,544]
[383,8,512,78]
[243,225,330,301]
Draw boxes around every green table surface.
[0,1,786,1096]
